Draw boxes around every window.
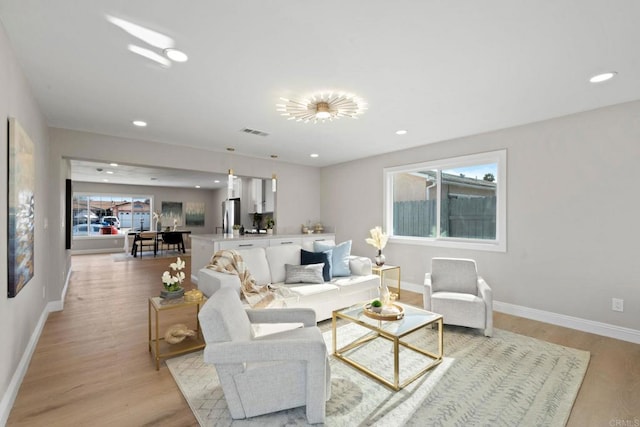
[384,150,506,251]
[72,192,153,237]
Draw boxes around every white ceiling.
[69,159,230,190]
[2,1,640,186]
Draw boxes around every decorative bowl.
[363,303,405,321]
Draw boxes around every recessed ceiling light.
[310,153,319,158]
[195,185,201,189]
[110,163,118,167]
[396,129,407,135]
[106,171,114,174]
[133,120,147,127]
[102,179,109,182]
[214,180,220,184]
[128,44,171,67]
[106,15,174,49]
[164,48,188,62]
[589,72,617,83]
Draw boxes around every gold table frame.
[148,296,206,370]
[332,303,443,391]
[372,264,401,299]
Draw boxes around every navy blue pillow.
[301,249,331,282]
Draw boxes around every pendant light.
[270,154,278,192]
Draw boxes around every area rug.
[111,250,190,262]
[166,323,589,426]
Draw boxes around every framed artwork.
[161,201,183,227]
[8,117,35,298]
[185,202,205,226]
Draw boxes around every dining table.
[125,230,191,257]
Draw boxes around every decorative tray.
[363,303,405,321]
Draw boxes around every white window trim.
[383,149,507,252]
[72,191,155,238]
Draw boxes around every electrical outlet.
[612,298,624,312]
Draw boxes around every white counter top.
[191,233,335,242]
[189,233,336,282]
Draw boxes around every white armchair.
[198,287,331,424]
[424,257,493,337]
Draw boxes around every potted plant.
[232,224,241,236]
[370,299,383,313]
[161,257,186,299]
[265,216,275,235]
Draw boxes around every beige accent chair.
[133,231,157,257]
[424,257,493,337]
[198,287,331,424]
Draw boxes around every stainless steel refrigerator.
[222,198,241,234]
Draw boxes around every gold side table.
[372,264,401,299]
[148,296,206,370]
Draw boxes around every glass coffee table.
[332,302,443,391]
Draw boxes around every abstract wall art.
[8,117,35,298]
[185,202,205,226]
[161,201,183,228]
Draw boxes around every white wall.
[0,22,53,423]
[49,128,322,236]
[322,100,640,333]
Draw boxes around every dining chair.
[134,231,157,257]
[160,231,184,254]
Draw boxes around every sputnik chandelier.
[277,91,367,123]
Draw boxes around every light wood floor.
[7,254,640,426]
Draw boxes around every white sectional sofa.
[197,242,380,322]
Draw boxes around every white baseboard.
[0,268,72,424]
[401,281,423,294]
[49,268,72,312]
[403,281,640,344]
[493,301,640,344]
[0,304,49,426]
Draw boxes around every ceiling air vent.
[240,128,269,137]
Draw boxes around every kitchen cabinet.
[249,178,263,213]
[248,178,275,214]
[190,233,335,282]
[263,180,275,212]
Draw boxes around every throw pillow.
[314,240,352,277]
[301,249,332,281]
[284,263,325,284]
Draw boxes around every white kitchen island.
[190,233,335,283]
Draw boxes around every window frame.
[71,191,154,239]
[383,149,507,252]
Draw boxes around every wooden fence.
[393,196,496,239]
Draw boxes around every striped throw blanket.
[206,249,283,308]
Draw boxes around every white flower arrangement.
[365,226,389,251]
[162,257,186,292]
